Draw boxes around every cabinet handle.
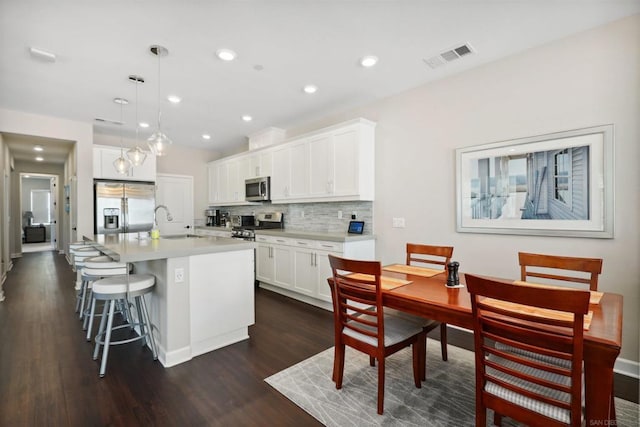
[314,253,317,266]
[310,253,313,267]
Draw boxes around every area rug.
[265,340,639,427]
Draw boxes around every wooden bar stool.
[91,274,158,377]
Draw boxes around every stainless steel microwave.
[245,176,270,202]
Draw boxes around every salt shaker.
[446,261,460,287]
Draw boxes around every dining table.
[332,266,624,425]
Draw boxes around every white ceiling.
[1,1,639,159]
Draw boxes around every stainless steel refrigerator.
[94,180,155,234]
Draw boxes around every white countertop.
[254,229,376,242]
[85,233,256,263]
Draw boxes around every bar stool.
[79,258,130,334]
[91,274,158,377]
[69,242,97,270]
[71,247,102,310]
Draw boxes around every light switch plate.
[392,217,406,228]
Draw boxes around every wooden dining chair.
[327,254,426,415]
[405,243,453,361]
[465,274,590,427]
[516,252,615,422]
[519,252,603,291]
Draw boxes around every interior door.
[155,174,194,235]
[49,176,57,250]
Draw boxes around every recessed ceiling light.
[303,84,318,94]
[113,97,129,105]
[167,95,181,104]
[24,175,31,178]
[35,156,44,162]
[202,134,211,140]
[216,49,237,61]
[139,122,149,128]
[242,115,252,122]
[360,55,379,68]
[33,145,44,152]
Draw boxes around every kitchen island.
[85,233,256,367]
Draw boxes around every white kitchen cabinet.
[270,145,290,201]
[308,133,333,197]
[93,145,156,181]
[247,150,273,178]
[255,235,294,290]
[256,241,275,283]
[288,139,310,198]
[256,233,375,308]
[293,244,317,297]
[207,118,375,206]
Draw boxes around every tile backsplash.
[211,201,373,234]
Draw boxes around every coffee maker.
[205,209,220,226]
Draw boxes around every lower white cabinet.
[256,236,294,290]
[256,233,375,309]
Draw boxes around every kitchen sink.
[161,234,204,239]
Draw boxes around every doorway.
[20,173,58,253]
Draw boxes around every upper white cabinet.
[93,145,156,182]
[270,119,375,203]
[207,118,375,206]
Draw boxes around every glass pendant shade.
[147,130,172,156]
[148,44,171,157]
[113,150,132,174]
[127,146,147,165]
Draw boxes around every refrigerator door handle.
[122,197,128,232]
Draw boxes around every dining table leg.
[583,343,618,425]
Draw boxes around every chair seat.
[485,355,582,425]
[345,313,423,347]
[92,274,155,295]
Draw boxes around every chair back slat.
[329,255,384,349]
[406,243,453,269]
[466,274,589,427]
[519,252,602,291]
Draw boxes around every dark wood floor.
[1,251,636,426]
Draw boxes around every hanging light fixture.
[127,74,148,166]
[147,45,172,156]
[113,97,132,174]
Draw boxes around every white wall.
[289,16,640,364]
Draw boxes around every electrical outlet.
[300,210,305,218]
[175,267,184,283]
[392,217,406,228]
[351,211,357,220]
[337,210,343,219]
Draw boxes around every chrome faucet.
[154,204,173,225]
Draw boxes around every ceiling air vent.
[423,43,474,69]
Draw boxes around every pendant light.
[147,45,172,156]
[113,97,132,174]
[127,74,148,166]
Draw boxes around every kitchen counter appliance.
[230,215,255,228]
[231,212,283,241]
[245,176,270,202]
[205,209,220,226]
[94,180,155,234]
